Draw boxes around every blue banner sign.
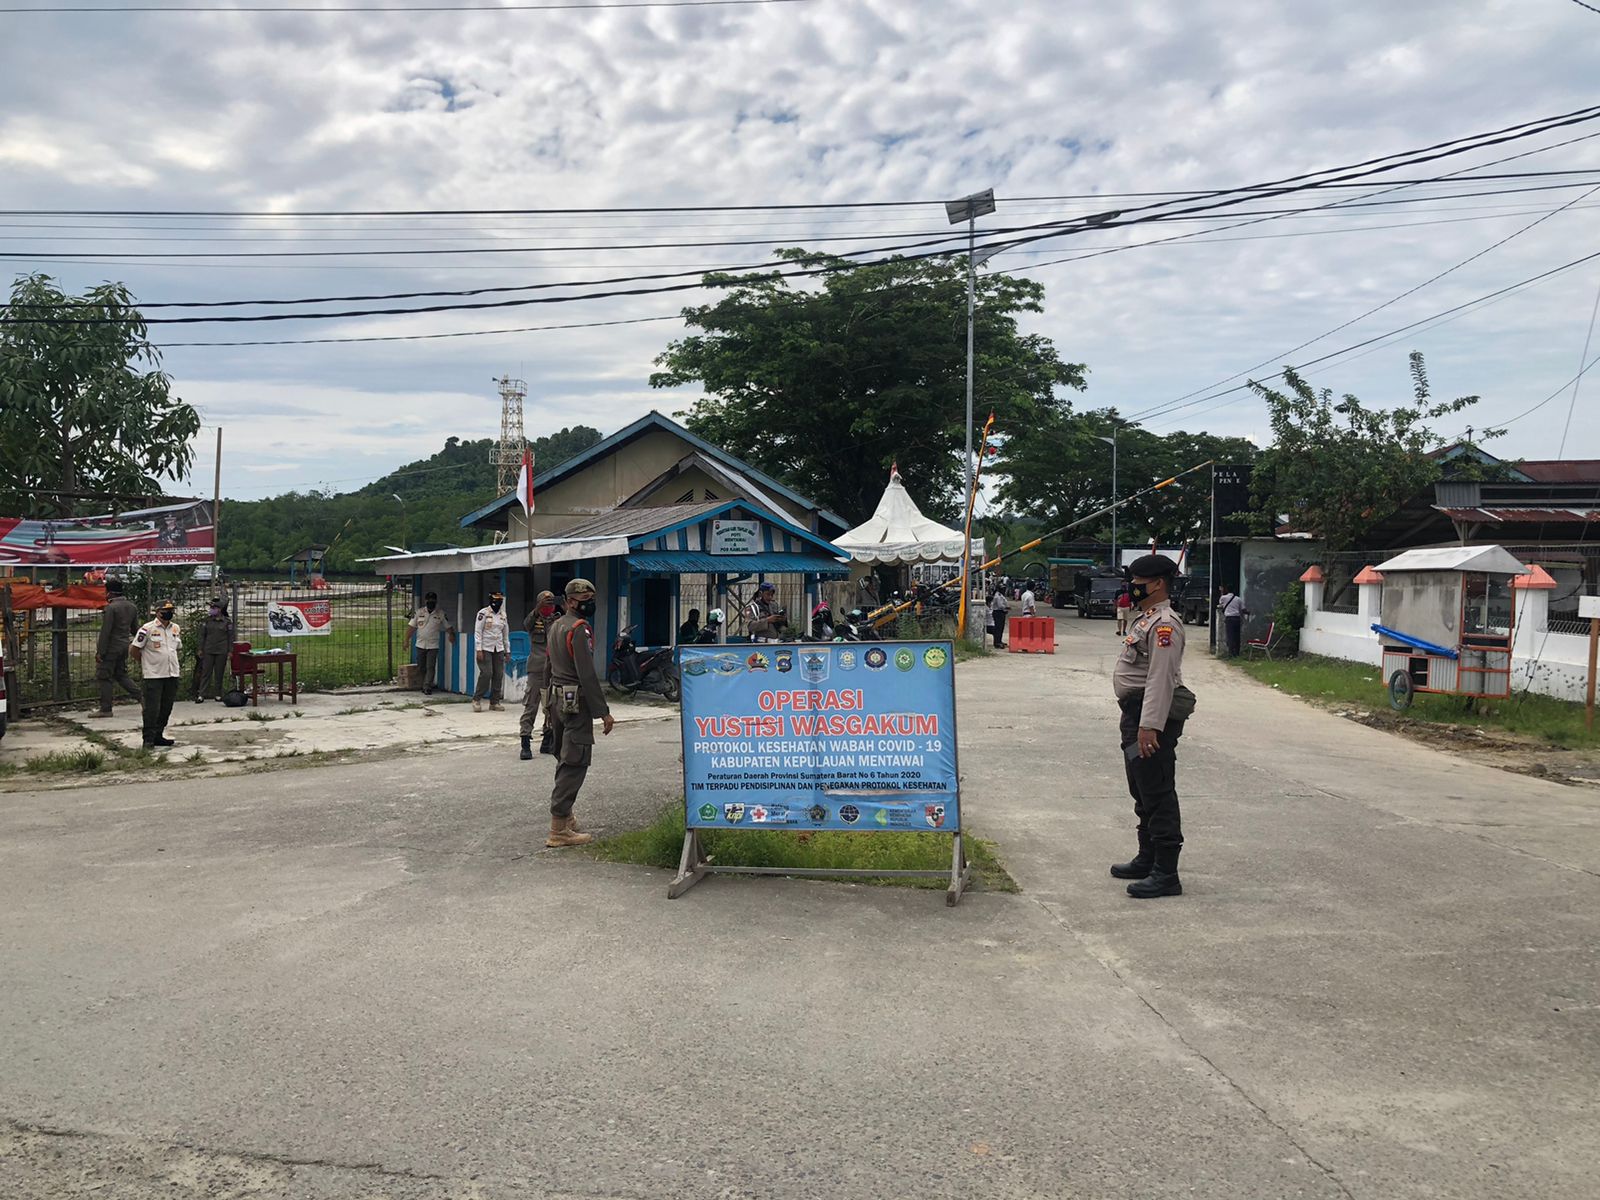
[678,640,960,833]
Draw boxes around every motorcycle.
[608,626,680,700]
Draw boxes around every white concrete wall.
[1300,573,1594,703]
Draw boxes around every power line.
[162,312,680,346]
[1491,349,1600,428]
[1124,182,1600,426]
[1557,273,1600,453]
[0,0,809,12]
[1567,0,1600,15]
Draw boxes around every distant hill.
[220,427,603,573]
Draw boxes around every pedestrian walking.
[989,588,1010,649]
[190,598,233,702]
[472,591,510,712]
[519,589,558,760]
[91,577,141,717]
[406,592,456,695]
[1109,554,1195,899]
[1217,586,1245,657]
[131,600,182,748]
[544,578,614,847]
[1114,587,1132,635]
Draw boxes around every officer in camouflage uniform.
[1110,553,1192,898]
[544,578,613,847]
[92,577,142,716]
[519,589,558,760]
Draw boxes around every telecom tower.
[490,374,528,495]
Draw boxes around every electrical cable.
[1556,272,1600,453]
[1489,348,1600,429]
[0,0,809,12]
[1123,181,1600,426]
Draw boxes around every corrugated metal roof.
[1376,546,1528,574]
[628,550,850,577]
[554,502,727,540]
[1437,507,1600,523]
[1515,461,1600,484]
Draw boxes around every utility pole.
[212,426,223,581]
[944,188,995,638]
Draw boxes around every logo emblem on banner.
[894,648,915,672]
[864,647,888,671]
[807,804,828,823]
[922,646,948,670]
[723,803,746,823]
[800,652,829,684]
[698,803,718,821]
[838,804,860,824]
[749,805,771,823]
[924,804,947,828]
[746,652,769,671]
[775,650,794,673]
[837,649,858,671]
[874,809,889,826]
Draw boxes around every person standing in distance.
[91,577,141,717]
[130,600,182,748]
[1217,585,1245,657]
[1110,554,1192,898]
[1020,583,1037,617]
[988,586,1010,649]
[472,590,510,712]
[406,591,456,696]
[519,589,559,760]
[191,598,233,703]
[544,579,613,847]
[743,581,784,642]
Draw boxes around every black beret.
[1127,554,1178,578]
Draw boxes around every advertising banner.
[267,598,333,636]
[679,640,959,833]
[0,501,215,568]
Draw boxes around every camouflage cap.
[535,589,557,605]
[564,578,597,598]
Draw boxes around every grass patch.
[246,710,276,722]
[1233,653,1600,749]
[24,748,108,775]
[591,803,1019,893]
[953,637,989,663]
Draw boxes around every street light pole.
[1097,428,1119,570]
[945,189,995,638]
[393,493,408,552]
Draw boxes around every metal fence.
[1,573,412,712]
[1318,552,1373,614]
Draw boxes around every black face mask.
[490,600,502,613]
[159,610,175,623]
[426,600,437,612]
[577,600,596,619]
[1129,581,1153,604]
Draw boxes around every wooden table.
[236,651,297,705]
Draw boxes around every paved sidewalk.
[1,613,1596,1198]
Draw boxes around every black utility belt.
[1119,685,1197,722]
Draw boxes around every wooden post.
[1587,615,1597,733]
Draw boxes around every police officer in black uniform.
[1109,553,1193,898]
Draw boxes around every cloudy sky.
[3,0,1598,514]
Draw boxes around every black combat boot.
[1127,845,1182,898]
[539,726,555,756]
[1110,832,1153,880]
[519,735,533,761]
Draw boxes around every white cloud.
[2,0,1597,511]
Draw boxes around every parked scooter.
[608,626,680,700]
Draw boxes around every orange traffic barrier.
[1007,616,1056,654]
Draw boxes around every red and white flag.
[516,447,536,516]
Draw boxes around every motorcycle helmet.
[706,608,724,625]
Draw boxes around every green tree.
[1247,352,1488,551]
[995,407,1257,546]
[650,249,1086,523]
[0,273,199,515]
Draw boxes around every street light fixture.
[946,188,996,635]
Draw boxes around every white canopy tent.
[833,469,984,565]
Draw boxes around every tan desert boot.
[546,817,593,848]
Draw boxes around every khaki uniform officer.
[472,591,511,712]
[1109,554,1192,899]
[519,589,558,760]
[544,578,613,848]
[130,600,182,749]
[406,592,456,696]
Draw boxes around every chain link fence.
[1,572,412,712]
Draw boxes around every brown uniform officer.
[519,589,558,760]
[544,578,614,847]
[1109,553,1192,898]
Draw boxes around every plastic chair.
[508,630,531,679]
[1244,621,1280,659]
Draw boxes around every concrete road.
[2,611,1596,1198]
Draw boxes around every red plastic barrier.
[1007,616,1056,654]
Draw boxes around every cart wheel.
[1387,670,1414,711]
